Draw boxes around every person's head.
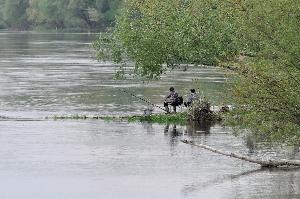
[190,89,195,93]
[169,87,175,91]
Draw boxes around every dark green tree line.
[227,0,300,143]
[0,0,30,29]
[0,0,5,28]
[0,0,122,31]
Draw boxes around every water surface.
[0,31,299,199]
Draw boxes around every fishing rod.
[119,88,167,112]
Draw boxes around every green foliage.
[3,0,30,29]
[27,0,68,29]
[0,0,6,28]
[127,112,188,124]
[48,113,189,124]
[1,0,121,31]
[226,61,300,143]
[95,0,239,78]
[223,0,300,144]
[95,0,300,143]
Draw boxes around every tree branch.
[181,140,300,167]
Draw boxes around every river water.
[0,31,299,199]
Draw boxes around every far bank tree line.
[0,0,122,31]
[94,0,300,144]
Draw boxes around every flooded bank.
[0,31,299,199]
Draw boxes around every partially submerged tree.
[94,0,239,78]
[226,0,300,143]
[94,0,300,143]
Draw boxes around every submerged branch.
[181,140,300,167]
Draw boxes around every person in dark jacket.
[164,87,179,113]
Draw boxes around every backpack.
[176,96,183,106]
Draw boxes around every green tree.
[225,0,300,143]
[0,0,7,28]
[27,0,68,29]
[94,0,122,29]
[3,0,30,29]
[67,0,96,30]
[26,0,122,30]
[94,0,300,143]
[94,0,239,78]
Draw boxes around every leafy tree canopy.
[227,0,300,143]
[94,0,300,143]
[94,0,239,78]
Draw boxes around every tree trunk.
[181,140,300,167]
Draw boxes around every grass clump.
[126,112,188,124]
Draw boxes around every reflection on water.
[163,122,211,146]
[185,121,211,135]
[182,167,300,199]
[0,31,299,199]
[164,124,182,147]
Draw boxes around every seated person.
[164,87,180,113]
[184,89,199,107]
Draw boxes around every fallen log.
[181,140,300,167]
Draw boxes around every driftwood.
[181,140,300,167]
